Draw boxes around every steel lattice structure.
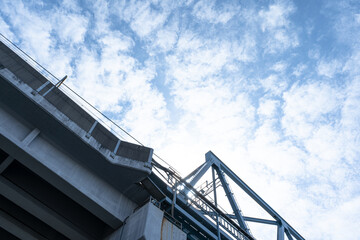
[151,151,305,240]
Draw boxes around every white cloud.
[62,0,82,11]
[176,31,203,51]
[308,47,320,59]
[258,98,280,117]
[231,33,257,62]
[0,0,53,62]
[259,1,294,31]
[158,89,256,173]
[333,3,360,47]
[304,125,343,174]
[280,77,360,218]
[99,32,134,54]
[155,28,178,51]
[340,77,360,164]
[168,30,255,89]
[249,77,360,239]
[282,82,343,140]
[259,0,298,53]
[292,63,307,77]
[260,74,287,95]
[0,0,77,77]
[52,12,88,44]
[0,16,15,40]
[343,50,360,76]
[69,45,169,145]
[119,65,169,143]
[151,19,179,53]
[115,1,171,38]
[247,121,306,178]
[317,59,342,78]
[316,196,360,239]
[265,28,298,53]
[271,61,288,72]
[192,0,239,24]
[168,38,230,85]
[159,30,259,172]
[356,13,360,24]
[91,0,111,35]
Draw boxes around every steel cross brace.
[181,151,305,240]
[205,151,305,240]
[184,153,250,236]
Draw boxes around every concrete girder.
[0,209,47,240]
[0,177,90,240]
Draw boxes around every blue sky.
[1,0,360,239]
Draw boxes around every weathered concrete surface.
[106,202,187,240]
[0,88,137,227]
[161,218,187,240]
[119,202,164,240]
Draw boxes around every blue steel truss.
[152,151,305,240]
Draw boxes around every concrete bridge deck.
[0,40,173,239]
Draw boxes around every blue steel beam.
[188,161,212,187]
[213,165,249,234]
[163,196,235,240]
[287,227,304,240]
[212,167,221,240]
[183,162,206,182]
[206,151,305,240]
[285,228,294,240]
[277,224,285,240]
[243,216,278,225]
[169,197,218,239]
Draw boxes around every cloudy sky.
[1,0,360,239]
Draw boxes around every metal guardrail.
[179,186,251,240]
[152,164,252,240]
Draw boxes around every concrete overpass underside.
[0,41,185,240]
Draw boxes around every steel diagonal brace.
[177,172,255,240]
[183,161,212,196]
[188,161,212,187]
[206,151,305,240]
[285,228,294,240]
[213,164,249,234]
[183,162,207,182]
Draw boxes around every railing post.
[86,120,98,138]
